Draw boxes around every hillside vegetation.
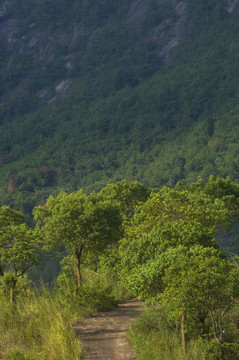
[0,178,239,359]
[0,0,238,216]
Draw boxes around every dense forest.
[0,0,238,219]
[1,177,239,359]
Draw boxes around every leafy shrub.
[7,350,37,360]
[55,267,127,316]
[201,340,239,360]
[129,306,204,360]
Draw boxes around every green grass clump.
[55,268,130,317]
[0,267,129,360]
[0,288,84,360]
[7,350,37,360]
[129,307,204,360]
[129,306,239,360]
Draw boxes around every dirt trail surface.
[74,298,142,360]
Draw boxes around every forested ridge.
[0,0,238,218]
[1,177,239,359]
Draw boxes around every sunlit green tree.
[0,206,40,302]
[33,190,122,286]
[161,245,239,346]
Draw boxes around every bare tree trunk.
[209,310,221,343]
[181,313,187,352]
[75,244,84,287]
[0,262,4,277]
[10,288,14,303]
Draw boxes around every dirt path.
[74,299,142,360]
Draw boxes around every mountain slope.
[0,0,238,215]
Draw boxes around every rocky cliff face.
[0,0,187,61]
[0,0,238,102]
[0,0,186,104]
[127,0,186,63]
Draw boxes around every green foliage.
[0,0,239,214]
[100,180,151,226]
[119,177,239,355]
[129,306,205,360]
[1,2,239,352]
[201,340,239,360]
[0,206,40,278]
[0,273,32,301]
[0,206,40,301]
[0,176,238,358]
[55,257,129,316]
[7,350,37,360]
[121,221,217,299]
[0,287,83,360]
[123,177,239,246]
[121,177,238,270]
[129,305,239,360]
[33,190,122,286]
[34,190,122,253]
[161,245,239,342]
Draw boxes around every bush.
[129,305,239,360]
[129,306,204,360]
[201,340,239,360]
[7,350,37,360]
[55,268,128,317]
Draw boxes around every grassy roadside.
[128,306,239,360]
[0,270,129,360]
[0,289,83,360]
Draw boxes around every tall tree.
[120,219,217,300]
[119,178,239,349]
[122,177,239,248]
[0,206,40,302]
[161,245,239,346]
[33,190,122,286]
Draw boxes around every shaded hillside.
[0,0,238,216]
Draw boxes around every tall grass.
[0,269,129,360]
[129,307,204,360]
[0,288,84,360]
[129,306,239,360]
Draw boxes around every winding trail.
[74,299,142,360]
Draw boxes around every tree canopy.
[119,177,239,349]
[33,190,122,286]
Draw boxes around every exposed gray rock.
[145,1,186,63]
[66,61,73,70]
[126,0,187,63]
[25,33,55,61]
[55,79,70,95]
[227,0,239,14]
[158,2,186,63]
[1,0,237,105]
[67,24,86,48]
[175,1,186,17]
[0,20,56,60]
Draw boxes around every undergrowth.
[0,288,83,360]
[128,306,239,360]
[0,269,128,360]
